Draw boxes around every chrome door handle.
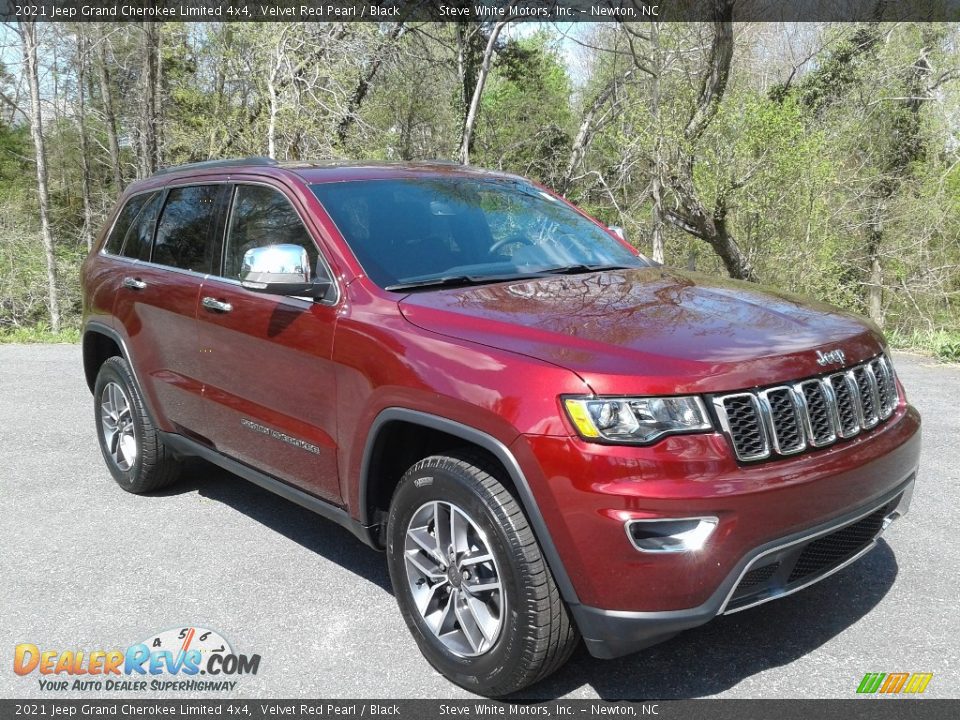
[202,296,233,313]
[122,277,147,290]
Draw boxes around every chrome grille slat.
[715,354,899,462]
[871,356,897,419]
[715,393,770,461]
[855,364,881,429]
[829,372,861,438]
[759,387,806,454]
[795,379,837,447]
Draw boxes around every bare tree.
[17,20,62,332]
[660,1,758,281]
[458,18,512,165]
[138,21,160,177]
[860,31,946,324]
[75,28,94,249]
[335,23,406,148]
[559,65,635,196]
[93,25,123,191]
[265,26,291,159]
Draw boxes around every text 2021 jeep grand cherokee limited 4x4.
[80,158,920,696]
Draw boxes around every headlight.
[563,395,713,444]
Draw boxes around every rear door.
[113,183,229,436]
[194,182,342,503]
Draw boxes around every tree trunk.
[94,30,123,191]
[861,37,936,326]
[661,1,756,281]
[649,29,665,264]
[20,21,62,333]
[665,172,758,282]
[138,22,159,178]
[76,30,94,250]
[266,42,281,159]
[650,174,665,264]
[459,20,510,165]
[335,23,405,148]
[153,23,164,167]
[558,68,632,195]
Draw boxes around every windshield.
[310,178,647,290]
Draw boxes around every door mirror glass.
[240,244,331,299]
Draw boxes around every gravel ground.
[1,345,956,699]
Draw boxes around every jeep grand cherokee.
[81,158,920,696]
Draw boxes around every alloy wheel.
[403,500,505,657]
[100,381,137,472]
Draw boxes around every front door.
[194,183,342,503]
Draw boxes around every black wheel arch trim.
[83,321,155,415]
[358,407,581,606]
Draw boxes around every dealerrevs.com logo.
[14,626,260,692]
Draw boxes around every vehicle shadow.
[154,461,898,700]
[517,540,899,700]
[159,460,394,594]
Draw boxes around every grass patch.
[0,324,81,344]
[888,328,960,364]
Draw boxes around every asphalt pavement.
[1,345,957,699]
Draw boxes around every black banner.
[1,700,959,720]
[1,0,959,23]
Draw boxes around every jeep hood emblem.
[816,348,846,366]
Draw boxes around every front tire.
[93,356,182,493]
[386,453,578,697]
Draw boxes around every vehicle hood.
[397,268,886,395]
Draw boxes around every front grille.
[787,504,889,583]
[715,354,898,462]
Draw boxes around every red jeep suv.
[81,158,920,696]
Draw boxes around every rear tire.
[386,452,579,697]
[93,356,182,493]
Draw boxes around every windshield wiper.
[385,264,641,291]
[537,263,639,275]
[385,272,546,292]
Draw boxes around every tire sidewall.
[386,460,530,694]
[93,358,145,489]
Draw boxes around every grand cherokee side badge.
[816,348,846,366]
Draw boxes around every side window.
[223,185,319,280]
[153,185,222,272]
[104,193,152,255]
[121,192,163,261]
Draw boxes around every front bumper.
[510,403,921,658]
[571,474,913,658]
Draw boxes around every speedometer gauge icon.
[136,626,233,671]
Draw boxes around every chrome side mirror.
[608,225,626,241]
[240,244,331,300]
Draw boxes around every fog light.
[625,517,718,553]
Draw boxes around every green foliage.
[3,22,959,365]
[887,329,960,364]
[0,324,80,344]
[475,33,574,185]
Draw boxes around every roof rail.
[153,157,279,177]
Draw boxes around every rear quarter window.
[103,192,153,255]
[121,192,163,261]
